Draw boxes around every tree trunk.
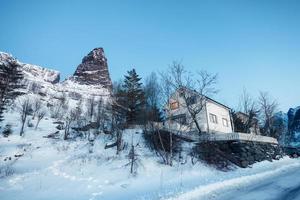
[169,132,173,166]
[116,131,122,155]
[35,119,41,130]
[130,145,134,174]
[20,121,25,136]
[64,125,69,140]
[192,116,202,134]
[157,130,167,164]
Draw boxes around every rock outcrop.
[71,48,112,89]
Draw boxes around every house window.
[222,118,229,127]
[171,114,187,125]
[209,113,218,124]
[170,101,179,110]
[187,95,197,105]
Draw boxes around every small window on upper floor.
[209,113,218,124]
[170,101,179,110]
[187,95,197,106]
[222,118,229,127]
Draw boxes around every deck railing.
[196,132,278,144]
[149,122,278,144]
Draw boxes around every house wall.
[165,91,233,134]
[206,100,233,133]
[192,109,208,132]
[166,91,208,133]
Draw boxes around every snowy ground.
[1,112,300,200]
[167,158,300,200]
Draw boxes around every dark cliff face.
[72,48,112,90]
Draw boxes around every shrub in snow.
[2,124,12,137]
[143,130,181,165]
[27,119,34,128]
[0,162,14,178]
[56,124,64,130]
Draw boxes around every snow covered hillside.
[0,110,300,200]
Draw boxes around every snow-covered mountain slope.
[22,63,60,84]
[0,52,111,104]
[0,52,60,84]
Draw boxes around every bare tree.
[158,62,218,165]
[111,102,126,155]
[17,97,32,136]
[74,98,84,127]
[238,88,259,133]
[51,92,68,119]
[145,72,160,108]
[258,91,279,136]
[163,62,218,133]
[94,98,109,131]
[32,97,42,119]
[63,108,78,140]
[144,72,162,123]
[159,70,174,165]
[35,108,46,130]
[109,82,128,155]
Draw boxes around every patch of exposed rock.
[71,48,112,89]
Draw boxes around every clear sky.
[1,0,299,111]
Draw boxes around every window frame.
[222,118,229,127]
[187,95,197,106]
[209,113,218,124]
[171,114,187,125]
[170,101,179,110]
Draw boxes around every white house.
[165,88,233,134]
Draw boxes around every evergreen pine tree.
[122,69,145,125]
[0,61,24,122]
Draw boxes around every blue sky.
[0,0,299,111]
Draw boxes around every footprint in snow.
[120,183,129,188]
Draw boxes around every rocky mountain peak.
[71,48,112,89]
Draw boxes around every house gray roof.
[205,96,231,110]
[176,87,231,110]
